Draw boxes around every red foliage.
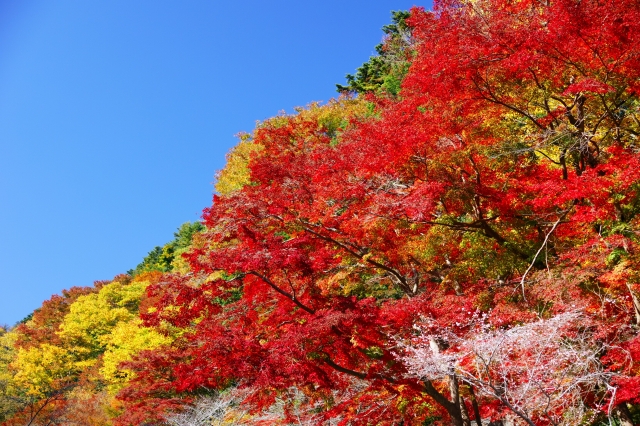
[117,0,640,424]
[14,286,97,349]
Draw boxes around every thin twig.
[519,211,569,299]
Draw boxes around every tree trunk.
[459,396,472,426]
[613,403,634,426]
[423,380,464,426]
[468,385,482,426]
[627,283,640,326]
[425,338,466,426]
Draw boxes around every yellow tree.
[4,272,172,424]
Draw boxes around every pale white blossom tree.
[164,385,358,425]
[400,312,621,426]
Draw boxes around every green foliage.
[128,246,166,276]
[128,221,204,276]
[336,11,413,95]
[15,313,33,326]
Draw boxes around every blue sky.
[0,0,430,325]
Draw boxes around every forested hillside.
[3,0,640,424]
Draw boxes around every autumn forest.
[3,0,640,424]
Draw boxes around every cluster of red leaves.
[14,285,97,349]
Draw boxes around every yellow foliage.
[100,318,171,393]
[0,331,17,384]
[55,276,151,373]
[292,97,369,136]
[169,246,193,274]
[0,330,25,417]
[12,344,73,397]
[215,133,264,195]
[4,273,175,423]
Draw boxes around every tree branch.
[248,272,315,314]
[518,209,570,299]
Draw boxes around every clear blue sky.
[0,0,430,325]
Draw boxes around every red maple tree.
[116,0,640,424]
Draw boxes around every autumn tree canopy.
[3,0,640,424]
